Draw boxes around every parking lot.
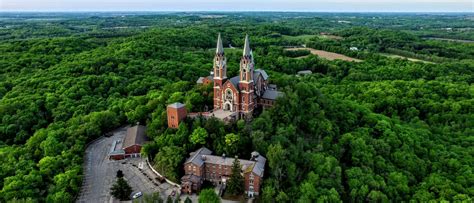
[77,127,178,203]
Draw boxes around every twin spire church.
[199,34,282,120]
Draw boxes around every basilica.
[203,34,282,120]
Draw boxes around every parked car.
[132,192,143,199]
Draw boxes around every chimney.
[251,151,260,160]
[201,155,206,161]
[222,153,226,159]
[136,121,140,126]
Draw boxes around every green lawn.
[380,53,435,64]
[282,34,318,41]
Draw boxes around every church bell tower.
[213,33,227,110]
[239,34,255,115]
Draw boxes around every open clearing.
[285,47,362,62]
[380,53,434,64]
[282,34,343,41]
[282,34,317,41]
[319,33,343,40]
[424,37,474,43]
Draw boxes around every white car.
[132,192,143,199]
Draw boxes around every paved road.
[77,127,176,203]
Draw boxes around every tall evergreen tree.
[184,196,193,203]
[110,177,133,201]
[116,170,124,178]
[226,157,245,195]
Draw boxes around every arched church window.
[225,89,233,101]
[242,69,247,80]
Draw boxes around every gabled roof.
[123,124,148,149]
[201,155,255,167]
[196,77,205,84]
[297,70,312,75]
[168,102,185,109]
[262,89,283,100]
[252,155,266,176]
[197,76,214,84]
[228,76,241,91]
[185,147,266,178]
[254,69,269,80]
[184,147,213,167]
[181,174,201,184]
[109,149,125,155]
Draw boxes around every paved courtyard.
[77,127,178,203]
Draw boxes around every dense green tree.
[266,144,287,189]
[224,133,239,155]
[189,127,208,145]
[110,177,133,201]
[198,188,220,203]
[153,146,185,182]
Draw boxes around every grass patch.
[285,47,362,62]
[222,192,246,202]
[380,53,435,64]
[282,34,318,42]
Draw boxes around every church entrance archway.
[224,102,232,111]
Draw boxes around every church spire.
[216,33,224,55]
[243,34,251,57]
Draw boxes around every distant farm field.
[285,47,362,62]
[380,53,434,63]
[424,37,474,43]
[282,34,318,41]
[282,34,342,41]
[319,34,343,40]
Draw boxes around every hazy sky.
[1,0,473,12]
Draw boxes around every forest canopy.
[0,12,472,202]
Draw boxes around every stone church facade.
[210,34,282,119]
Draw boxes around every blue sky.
[1,0,472,12]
